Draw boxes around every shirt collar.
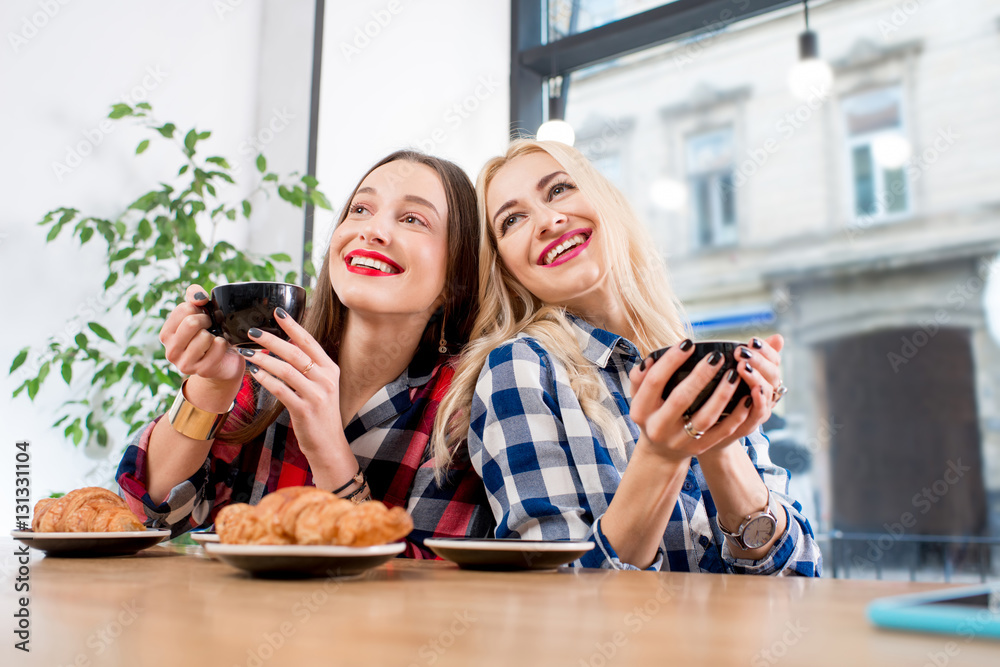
[565,312,638,368]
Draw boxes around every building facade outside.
[560,0,1000,575]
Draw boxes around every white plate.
[205,542,405,578]
[190,532,220,545]
[11,529,171,557]
[424,538,595,570]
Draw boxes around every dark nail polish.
[248,328,262,338]
[248,364,259,375]
[639,357,648,372]
[739,348,752,359]
[745,362,754,374]
[238,348,255,358]
[707,351,723,366]
[752,337,763,349]
[193,291,208,301]
[727,369,739,384]
[275,307,288,319]
[744,396,753,408]
[679,339,693,351]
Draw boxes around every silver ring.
[772,382,788,404]
[683,419,705,440]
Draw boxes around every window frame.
[509,0,800,137]
[841,85,912,225]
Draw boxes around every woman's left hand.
[707,334,786,457]
[235,308,358,486]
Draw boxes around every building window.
[686,127,736,248]
[842,86,910,221]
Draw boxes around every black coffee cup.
[647,341,752,418]
[204,282,306,348]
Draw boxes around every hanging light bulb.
[537,120,576,145]
[537,75,576,146]
[872,134,912,169]
[788,1,833,101]
[649,177,687,211]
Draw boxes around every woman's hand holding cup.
[159,285,246,385]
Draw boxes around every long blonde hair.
[431,139,689,475]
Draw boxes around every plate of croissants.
[204,486,414,578]
[11,487,169,557]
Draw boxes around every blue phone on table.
[867,583,1000,640]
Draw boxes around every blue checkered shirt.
[468,314,822,575]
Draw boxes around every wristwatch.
[718,489,779,550]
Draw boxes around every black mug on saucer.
[203,282,306,348]
[646,341,752,418]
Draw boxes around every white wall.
[313,0,511,251]
[0,0,511,524]
[0,0,302,518]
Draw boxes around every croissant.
[216,486,413,547]
[32,487,144,532]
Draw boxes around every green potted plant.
[9,102,329,465]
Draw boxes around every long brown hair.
[222,150,480,444]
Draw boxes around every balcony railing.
[817,532,1000,582]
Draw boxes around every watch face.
[743,515,776,549]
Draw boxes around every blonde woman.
[433,140,821,574]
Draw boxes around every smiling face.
[328,160,449,320]
[486,151,608,311]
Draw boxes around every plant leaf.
[109,103,132,119]
[87,322,116,343]
[10,348,28,373]
[157,123,176,138]
[136,139,150,154]
[256,154,266,172]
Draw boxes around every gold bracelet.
[167,378,234,440]
[344,482,371,504]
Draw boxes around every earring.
[438,312,448,354]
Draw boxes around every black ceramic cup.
[204,282,306,348]
[646,341,752,419]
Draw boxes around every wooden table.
[4,538,998,667]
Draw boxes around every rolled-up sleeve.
[115,417,215,537]
[468,338,660,571]
[717,430,823,577]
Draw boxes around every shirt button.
[682,480,694,492]
[699,536,710,547]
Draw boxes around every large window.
[842,86,910,221]
[686,128,736,248]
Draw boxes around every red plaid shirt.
[117,359,492,558]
